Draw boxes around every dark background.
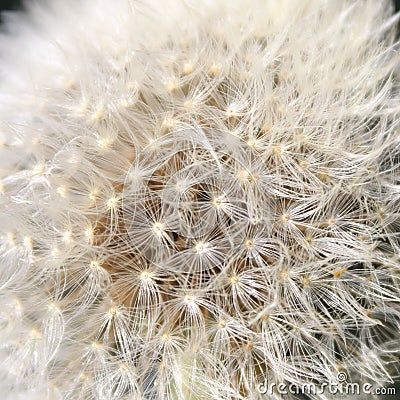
[0,0,22,21]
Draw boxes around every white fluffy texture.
[0,0,400,399]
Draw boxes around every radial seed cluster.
[0,0,399,399]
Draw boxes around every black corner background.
[0,0,21,10]
[0,0,22,22]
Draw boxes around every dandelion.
[0,0,399,399]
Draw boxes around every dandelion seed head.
[0,0,399,398]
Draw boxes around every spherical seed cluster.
[0,0,400,399]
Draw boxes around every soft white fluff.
[0,0,399,399]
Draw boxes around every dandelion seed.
[29,328,42,340]
[84,226,95,242]
[33,163,45,176]
[108,306,118,317]
[281,213,290,222]
[62,231,72,243]
[333,268,347,278]
[152,222,164,234]
[90,260,100,269]
[23,236,33,248]
[92,109,103,121]
[302,277,311,286]
[327,218,335,226]
[272,146,282,155]
[245,239,254,249]
[247,139,257,148]
[162,333,171,342]
[89,188,98,202]
[56,186,67,198]
[107,196,120,210]
[162,117,176,130]
[184,295,195,304]
[165,79,178,93]
[209,63,222,76]
[97,137,113,150]
[182,63,194,75]
[195,242,205,253]
[226,106,237,119]
[140,270,150,281]
[245,341,253,351]
[236,169,249,181]
[218,320,226,329]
